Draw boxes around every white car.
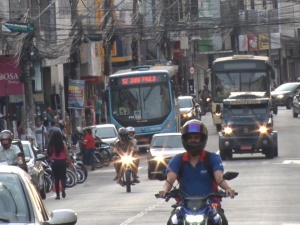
[147,133,186,179]
[83,124,118,153]
[21,140,46,200]
[0,165,77,224]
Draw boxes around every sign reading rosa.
[0,73,19,80]
[0,57,24,97]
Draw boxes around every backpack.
[178,150,215,182]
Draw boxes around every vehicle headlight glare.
[185,215,204,223]
[187,112,192,117]
[224,127,232,134]
[259,126,267,133]
[277,94,284,99]
[121,156,133,164]
[154,155,164,162]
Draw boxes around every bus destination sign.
[121,75,161,85]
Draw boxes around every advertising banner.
[258,34,269,50]
[248,34,258,51]
[0,57,24,97]
[68,79,85,109]
[238,35,248,51]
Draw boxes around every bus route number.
[119,107,130,115]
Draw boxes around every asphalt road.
[45,107,300,225]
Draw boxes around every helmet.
[181,119,208,156]
[118,127,128,140]
[126,126,135,139]
[76,127,82,133]
[0,130,13,149]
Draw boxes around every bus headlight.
[224,127,232,134]
[259,126,268,133]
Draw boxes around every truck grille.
[233,125,259,136]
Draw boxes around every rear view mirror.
[223,171,239,181]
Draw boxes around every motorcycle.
[117,154,138,193]
[42,159,53,193]
[94,135,112,167]
[68,149,88,184]
[200,95,212,115]
[155,171,238,225]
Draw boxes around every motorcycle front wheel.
[75,166,87,183]
[125,169,131,193]
[66,169,77,188]
[44,174,53,193]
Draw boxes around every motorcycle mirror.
[223,171,239,180]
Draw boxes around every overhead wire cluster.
[1,0,300,61]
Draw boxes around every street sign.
[2,22,34,33]
[190,66,195,75]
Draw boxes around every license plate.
[240,145,252,150]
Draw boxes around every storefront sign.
[68,79,85,109]
[0,57,24,97]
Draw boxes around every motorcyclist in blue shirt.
[159,119,236,225]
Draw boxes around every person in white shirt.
[35,118,48,151]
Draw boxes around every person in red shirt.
[83,128,96,170]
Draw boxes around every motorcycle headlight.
[187,112,192,117]
[120,156,133,164]
[185,215,204,223]
[276,94,284,99]
[224,126,232,134]
[259,126,268,133]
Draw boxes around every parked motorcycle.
[155,171,238,225]
[69,149,88,184]
[41,159,53,193]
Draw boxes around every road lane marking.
[119,200,164,225]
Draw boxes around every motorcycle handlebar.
[155,191,238,201]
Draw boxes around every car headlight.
[276,94,284,99]
[153,155,164,162]
[259,126,268,133]
[185,215,204,223]
[224,127,232,134]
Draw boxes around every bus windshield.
[110,82,171,121]
[213,72,268,101]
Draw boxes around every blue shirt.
[167,151,224,197]
[0,144,21,165]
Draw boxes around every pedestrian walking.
[47,130,72,199]
[82,128,96,171]
[35,118,48,151]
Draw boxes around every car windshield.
[151,135,183,148]
[21,143,32,158]
[178,98,192,108]
[92,127,117,139]
[0,173,30,222]
[273,83,300,92]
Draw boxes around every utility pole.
[70,0,83,131]
[20,33,35,139]
[103,0,113,76]
[131,0,139,66]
